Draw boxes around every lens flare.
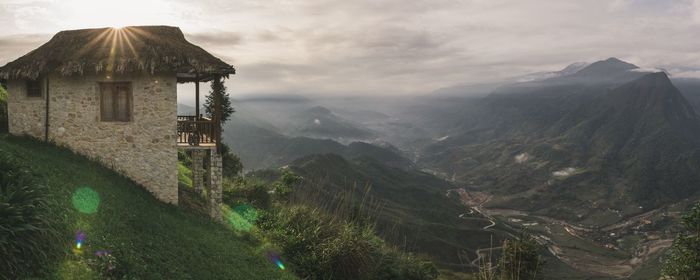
[73,231,86,254]
[275,259,285,270]
[266,251,285,270]
[72,187,100,214]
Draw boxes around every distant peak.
[573,57,639,77]
[605,57,625,63]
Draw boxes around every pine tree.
[204,77,235,126]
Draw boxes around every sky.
[1,0,700,100]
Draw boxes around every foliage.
[662,202,700,278]
[178,162,193,188]
[177,150,192,168]
[0,135,293,279]
[223,177,272,209]
[257,204,438,280]
[221,142,243,178]
[0,152,60,278]
[272,168,302,200]
[204,77,235,125]
[0,85,7,133]
[498,231,543,280]
[87,251,120,279]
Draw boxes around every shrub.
[498,231,543,280]
[223,177,271,209]
[258,205,438,280]
[0,153,58,278]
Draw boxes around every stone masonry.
[191,149,205,195]
[208,152,223,221]
[6,73,179,204]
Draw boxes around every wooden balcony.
[177,115,218,148]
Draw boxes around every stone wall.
[6,73,179,204]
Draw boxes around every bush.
[223,177,271,209]
[258,205,438,280]
[0,153,59,278]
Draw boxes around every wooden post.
[195,73,200,119]
[214,76,222,154]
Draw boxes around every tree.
[498,231,543,280]
[204,77,235,126]
[662,202,700,278]
[220,143,243,178]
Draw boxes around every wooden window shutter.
[100,82,132,122]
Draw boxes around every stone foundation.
[191,149,205,195]
[208,152,223,221]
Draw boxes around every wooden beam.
[195,73,200,118]
[214,77,222,154]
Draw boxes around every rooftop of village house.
[0,26,235,82]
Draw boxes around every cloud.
[1,0,700,96]
[0,34,51,65]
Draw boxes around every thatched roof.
[0,26,235,82]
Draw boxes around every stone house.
[0,26,233,220]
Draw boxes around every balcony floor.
[177,142,217,149]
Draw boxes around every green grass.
[178,162,193,188]
[0,135,295,279]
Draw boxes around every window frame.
[25,78,43,98]
[99,82,133,122]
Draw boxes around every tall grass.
[258,204,438,280]
[227,170,438,279]
[0,85,7,133]
[0,153,61,278]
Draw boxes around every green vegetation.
[221,165,439,279]
[259,205,439,280]
[221,143,243,178]
[267,154,509,269]
[205,77,235,124]
[476,231,543,280]
[0,151,61,278]
[497,232,543,280]
[0,85,7,133]
[0,135,293,279]
[662,202,700,278]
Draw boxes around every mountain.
[514,62,590,82]
[222,120,412,170]
[287,106,375,140]
[253,154,508,270]
[419,72,700,222]
[673,77,700,111]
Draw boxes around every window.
[100,82,132,122]
[26,79,42,97]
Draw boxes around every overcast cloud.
[1,0,699,98]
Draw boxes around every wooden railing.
[177,115,218,146]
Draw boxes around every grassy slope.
[0,135,294,279]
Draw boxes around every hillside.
[252,154,510,271]
[419,71,700,223]
[222,120,412,170]
[0,135,294,279]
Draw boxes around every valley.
[453,188,683,278]
[178,57,700,279]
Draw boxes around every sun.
[55,0,179,30]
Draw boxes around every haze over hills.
[174,57,700,278]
